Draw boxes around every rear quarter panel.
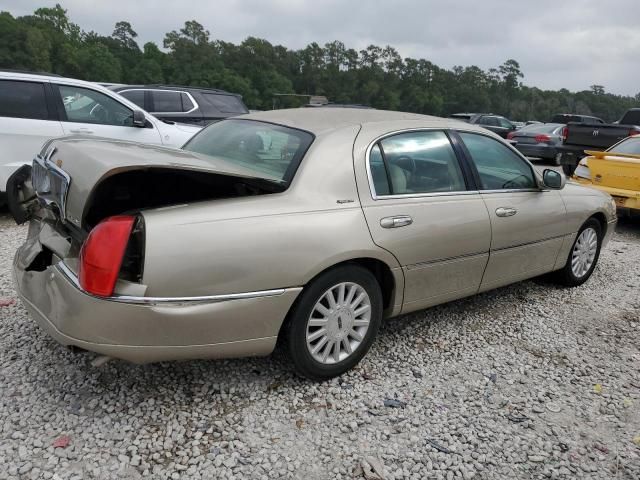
[140,126,402,300]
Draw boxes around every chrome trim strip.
[406,250,489,270]
[371,190,479,200]
[56,262,286,305]
[480,188,543,194]
[118,88,199,114]
[492,234,566,253]
[364,126,543,200]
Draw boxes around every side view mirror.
[132,110,146,127]
[542,168,566,190]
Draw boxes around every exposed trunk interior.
[83,167,282,228]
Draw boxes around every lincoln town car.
[9,109,617,379]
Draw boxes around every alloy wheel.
[571,227,598,278]
[305,282,371,364]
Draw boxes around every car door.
[358,129,491,313]
[53,83,162,144]
[456,131,567,291]
[0,79,64,192]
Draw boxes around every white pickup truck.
[0,71,202,206]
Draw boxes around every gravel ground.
[0,212,639,480]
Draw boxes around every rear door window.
[151,90,184,113]
[370,130,467,196]
[0,80,49,120]
[369,144,390,195]
[119,90,145,109]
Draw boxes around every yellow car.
[573,135,640,212]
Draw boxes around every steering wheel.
[394,155,417,174]
[89,103,107,123]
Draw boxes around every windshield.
[609,136,640,155]
[183,119,314,185]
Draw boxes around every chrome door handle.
[69,128,94,134]
[495,207,517,217]
[380,215,413,228]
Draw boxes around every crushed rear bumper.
[13,220,302,363]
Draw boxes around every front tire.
[551,219,602,287]
[286,265,383,381]
[553,153,562,166]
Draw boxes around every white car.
[0,71,202,206]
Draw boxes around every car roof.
[0,70,108,89]
[0,69,63,78]
[239,108,490,136]
[111,84,240,96]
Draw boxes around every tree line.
[1,4,638,122]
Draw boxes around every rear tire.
[550,219,602,287]
[286,265,382,381]
[562,163,576,176]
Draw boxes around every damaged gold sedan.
[9,109,617,379]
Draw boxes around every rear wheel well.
[276,258,396,345]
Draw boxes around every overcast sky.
[4,0,639,96]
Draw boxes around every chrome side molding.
[56,262,286,305]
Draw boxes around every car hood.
[36,136,282,229]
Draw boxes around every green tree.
[1,5,638,121]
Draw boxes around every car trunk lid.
[9,137,285,231]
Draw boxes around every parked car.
[507,123,565,162]
[550,113,604,124]
[573,134,640,213]
[557,108,640,175]
[109,84,249,125]
[467,114,517,138]
[0,71,202,207]
[9,109,616,380]
[448,113,476,123]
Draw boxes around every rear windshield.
[609,136,640,155]
[183,119,314,185]
[517,123,563,135]
[620,110,640,125]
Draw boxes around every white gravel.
[0,212,639,480]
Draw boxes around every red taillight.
[79,215,135,296]
[562,126,568,142]
[629,129,640,137]
[506,132,515,140]
[535,134,551,143]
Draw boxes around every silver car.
[509,123,565,162]
[9,109,617,380]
